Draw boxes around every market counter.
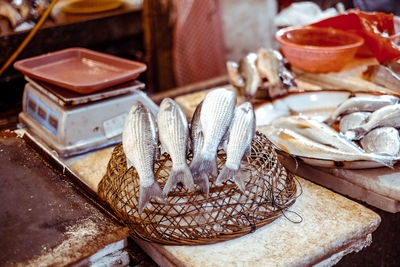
[66,132,380,266]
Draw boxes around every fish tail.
[138,182,164,214]
[368,154,396,168]
[344,127,366,141]
[190,154,217,196]
[216,167,246,193]
[194,173,210,197]
[163,165,195,195]
[190,153,218,179]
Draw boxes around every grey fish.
[271,115,364,154]
[345,104,400,140]
[216,102,255,192]
[190,100,204,159]
[256,48,281,86]
[239,52,261,99]
[324,95,399,125]
[189,88,236,195]
[360,127,400,156]
[339,112,371,134]
[226,61,245,88]
[256,48,296,98]
[263,126,395,167]
[158,98,194,195]
[122,101,164,214]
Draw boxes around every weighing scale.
[19,77,159,157]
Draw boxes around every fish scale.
[190,88,236,195]
[226,104,254,167]
[216,102,255,192]
[122,101,163,214]
[158,98,194,195]
[124,107,156,186]
[200,92,235,153]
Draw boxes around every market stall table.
[51,82,381,266]
[64,134,380,267]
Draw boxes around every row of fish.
[122,88,255,214]
[264,115,397,167]
[325,94,400,157]
[226,48,296,100]
[263,94,400,166]
[0,0,50,34]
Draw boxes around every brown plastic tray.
[14,47,147,94]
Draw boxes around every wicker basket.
[98,132,297,245]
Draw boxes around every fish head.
[130,100,147,115]
[159,98,175,112]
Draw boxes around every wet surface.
[0,131,128,266]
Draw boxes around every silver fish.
[324,95,399,125]
[271,115,364,154]
[345,104,400,140]
[122,101,164,214]
[339,112,371,134]
[189,88,236,195]
[263,126,395,166]
[216,102,255,192]
[226,61,244,88]
[190,100,204,159]
[158,98,195,195]
[256,48,281,85]
[360,127,400,156]
[239,52,261,99]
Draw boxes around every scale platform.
[19,77,158,157]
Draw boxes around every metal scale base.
[19,77,158,157]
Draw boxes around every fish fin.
[244,145,252,158]
[190,153,217,195]
[218,127,230,151]
[138,182,165,214]
[371,155,395,168]
[163,165,195,195]
[190,153,218,178]
[216,167,246,193]
[194,173,209,197]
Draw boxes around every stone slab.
[134,177,380,267]
[0,131,129,266]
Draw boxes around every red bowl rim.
[275,26,364,51]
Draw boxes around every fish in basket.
[98,88,297,245]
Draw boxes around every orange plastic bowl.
[275,26,364,73]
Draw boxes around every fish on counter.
[226,48,297,101]
[122,101,164,214]
[157,98,195,195]
[216,102,255,192]
[256,48,281,86]
[339,112,371,134]
[256,48,296,98]
[226,61,244,88]
[360,127,400,156]
[363,62,400,92]
[263,126,396,167]
[0,0,21,34]
[271,115,365,154]
[324,94,399,125]
[345,103,400,140]
[189,88,236,196]
[239,52,261,100]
